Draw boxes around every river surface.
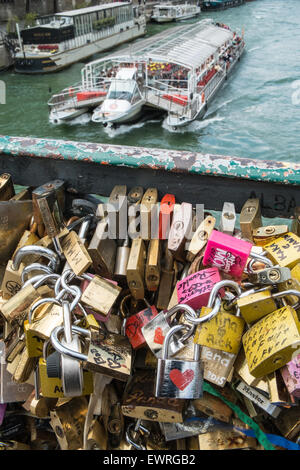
[0,0,299,163]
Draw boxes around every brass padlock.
[253,225,289,246]
[126,238,146,300]
[88,203,117,279]
[236,380,281,418]
[198,427,258,450]
[10,188,30,201]
[81,274,121,317]
[237,289,277,324]
[121,370,184,423]
[264,232,300,269]
[186,215,216,262]
[49,396,88,450]
[145,239,161,292]
[0,173,15,201]
[243,305,300,378]
[61,230,92,276]
[107,185,127,239]
[291,207,300,236]
[140,188,158,240]
[192,391,233,423]
[1,259,25,298]
[156,244,174,310]
[239,198,262,242]
[32,180,65,238]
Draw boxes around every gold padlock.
[243,305,300,378]
[264,232,300,269]
[291,207,300,236]
[156,244,174,310]
[32,180,65,238]
[0,173,15,201]
[192,392,233,423]
[239,198,262,242]
[81,275,121,317]
[126,238,146,300]
[253,225,289,246]
[145,239,161,292]
[61,230,92,276]
[186,215,216,262]
[0,259,25,298]
[12,345,36,383]
[49,397,88,450]
[237,289,277,324]
[10,188,31,201]
[24,319,44,358]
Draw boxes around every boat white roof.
[56,2,130,17]
[92,20,233,70]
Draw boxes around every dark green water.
[0,0,300,162]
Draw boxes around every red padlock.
[159,194,175,240]
[125,305,159,349]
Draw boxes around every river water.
[0,0,299,163]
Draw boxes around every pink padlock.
[281,354,300,398]
[176,267,222,310]
[203,230,252,279]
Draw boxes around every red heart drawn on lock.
[153,327,165,345]
[169,369,194,390]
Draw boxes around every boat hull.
[49,107,89,124]
[202,0,245,10]
[15,24,146,74]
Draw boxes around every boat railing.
[145,83,191,115]
[48,79,108,110]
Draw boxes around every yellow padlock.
[24,320,44,358]
[39,358,94,398]
[242,305,300,378]
[237,289,277,324]
[264,232,300,269]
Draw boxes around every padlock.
[236,380,281,418]
[125,302,159,349]
[121,370,184,423]
[145,238,161,292]
[253,225,289,246]
[140,188,158,240]
[0,259,25,298]
[197,427,258,450]
[203,230,252,280]
[61,230,92,276]
[126,238,146,300]
[186,215,216,262]
[248,266,291,285]
[114,235,131,283]
[102,384,124,449]
[0,173,15,201]
[32,180,65,238]
[192,391,233,423]
[237,289,277,324]
[267,369,295,406]
[12,230,40,265]
[159,193,176,240]
[86,419,107,450]
[233,348,269,391]
[0,274,54,324]
[176,267,222,310]
[291,207,300,236]
[274,406,300,442]
[88,203,117,279]
[22,390,57,418]
[125,419,150,450]
[168,202,193,261]
[24,319,45,358]
[81,274,121,317]
[11,344,36,383]
[12,244,60,273]
[0,340,34,403]
[242,305,300,378]
[10,188,31,201]
[281,353,300,398]
[142,303,197,358]
[219,202,236,236]
[156,244,174,310]
[49,396,88,450]
[155,324,203,399]
[4,324,24,362]
[50,325,132,382]
[264,232,300,269]
[239,198,262,242]
[106,184,127,239]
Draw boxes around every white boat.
[14,2,146,74]
[58,20,245,129]
[92,68,145,126]
[151,2,201,23]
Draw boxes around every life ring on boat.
[201,92,205,104]
[69,87,75,97]
[110,103,118,110]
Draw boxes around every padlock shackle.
[29,297,62,324]
[22,274,46,289]
[208,280,242,308]
[33,273,60,289]
[184,295,222,325]
[162,324,199,361]
[166,303,197,320]
[21,263,54,285]
[50,325,90,362]
[62,301,72,344]
[12,245,60,272]
[273,290,300,310]
[247,251,274,273]
[125,422,147,450]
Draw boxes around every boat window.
[107,80,136,101]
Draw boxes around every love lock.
[155,324,203,399]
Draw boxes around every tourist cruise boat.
[89,20,245,129]
[202,0,245,10]
[14,2,146,74]
[151,2,201,23]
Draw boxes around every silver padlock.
[155,324,203,399]
[141,304,197,358]
[12,245,61,273]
